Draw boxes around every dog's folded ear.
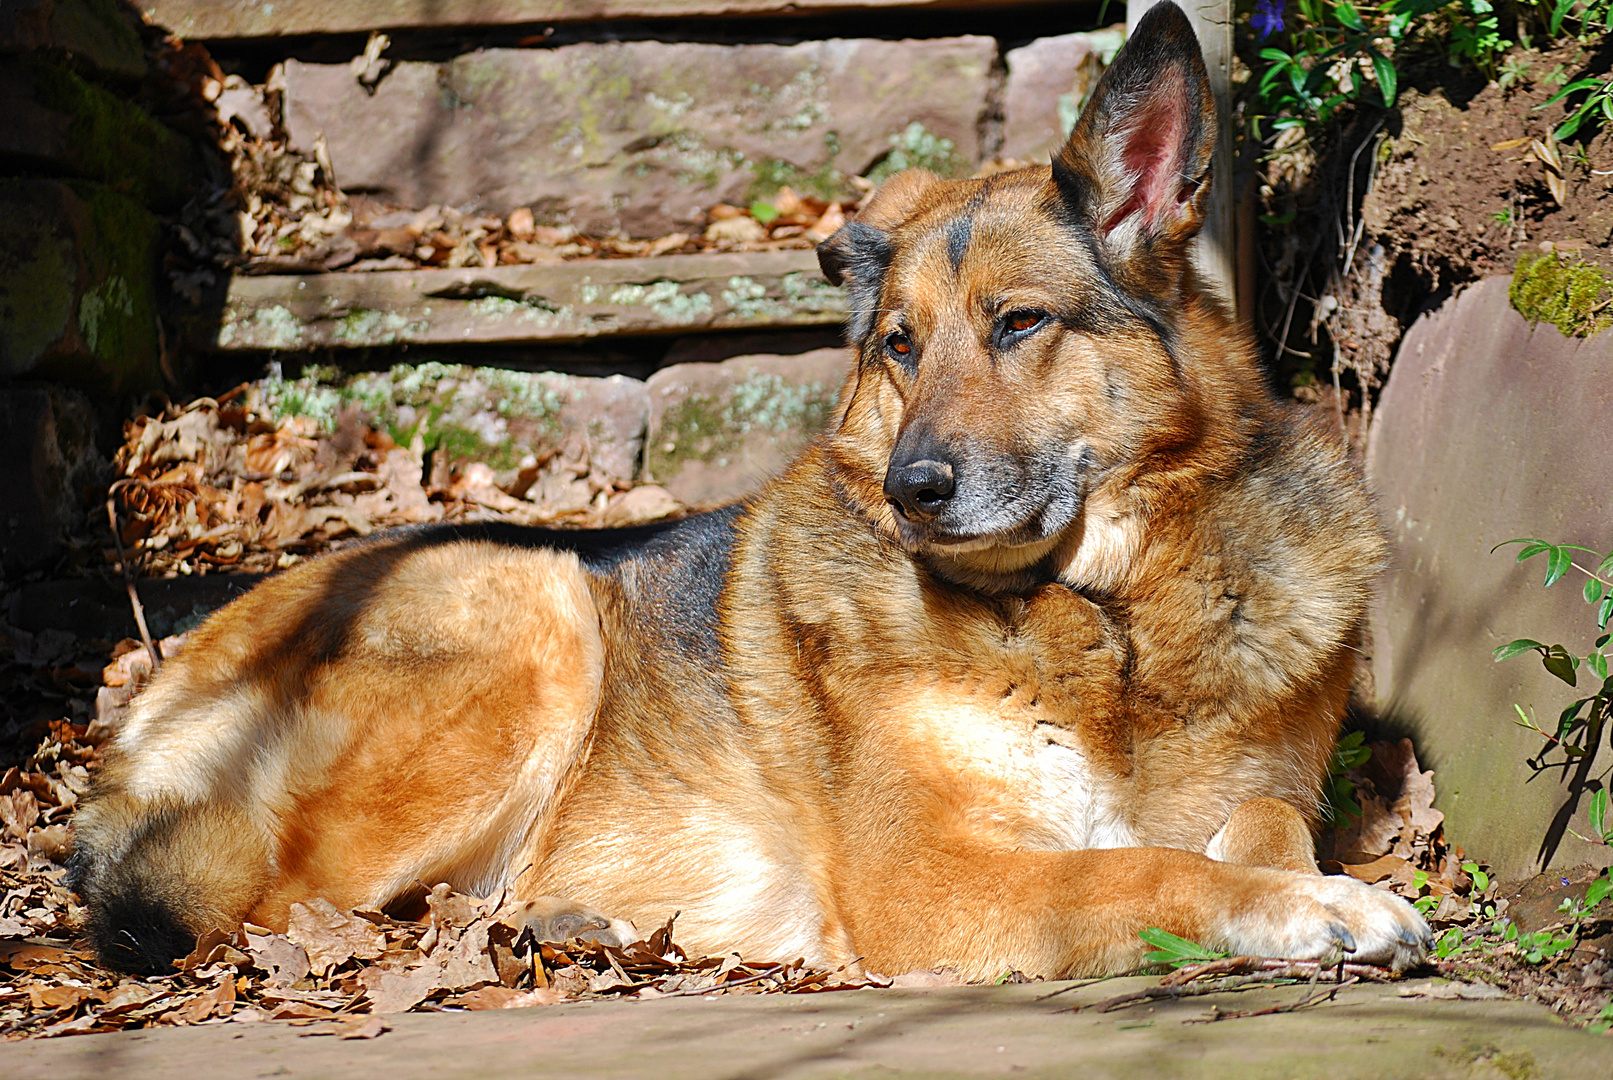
[817,169,940,342]
[1051,2,1216,283]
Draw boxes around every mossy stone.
[0,179,162,396]
[1509,253,1613,339]
[0,57,199,211]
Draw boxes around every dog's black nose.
[884,459,956,520]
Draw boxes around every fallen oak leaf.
[286,898,385,976]
[243,923,311,987]
[359,963,441,1014]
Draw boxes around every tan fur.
[73,4,1428,978]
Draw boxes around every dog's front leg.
[838,840,1429,981]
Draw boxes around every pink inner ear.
[1099,76,1188,237]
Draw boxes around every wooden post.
[1126,0,1236,307]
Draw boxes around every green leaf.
[1545,546,1572,588]
[1590,789,1609,842]
[1494,639,1545,662]
[1599,595,1613,631]
[1588,652,1609,682]
[1587,871,1611,907]
[1371,53,1398,107]
[1543,645,1579,687]
[1492,538,1545,557]
[1138,927,1226,968]
[1334,1,1367,30]
[1463,862,1490,893]
[1587,579,1606,605]
[1536,77,1603,109]
[749,201,780,225]
[1598,551,1613,576]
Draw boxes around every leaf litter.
[103,384,684,579]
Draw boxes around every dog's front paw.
[1221,873,1430,971]
[500,896,639,949]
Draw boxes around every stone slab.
[644,347,848,507]
[0,978,1605,1079]
[0,0,145,81]
[1000,29,1125,164]
[0,386,103,576]
[254,363,649,488]
[201,251,846,352]
[0,58,198,212]
[1366,276,1613,881]
[282,37,993,235]
[0,180,163,396]
[140,1,1037,39]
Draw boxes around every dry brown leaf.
[1340,854,1416,886]
[286,898,386,976]
[437,921,500,992]
[244,925,312,987]
[359,963,441,1014]
[336,1013,391,1039]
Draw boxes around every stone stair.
[1,0,1122,584]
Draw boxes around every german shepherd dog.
[73,4,1430,978]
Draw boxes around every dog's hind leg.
[1203,796,1320,874]
[73,540,606,972]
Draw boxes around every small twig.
[1161,956,1394,987]
[1035,977,1110,1002]
[1184,977,1358,1023]
[105,483,161,672]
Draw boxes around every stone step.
[139,0,1053,40]
[197,250,845,352]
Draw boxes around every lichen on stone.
[1509,253,1613,339]
[866,123,964,183]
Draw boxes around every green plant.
[1492,204,1516,227]
[1241,0,1519,140]
[1137,928,1227,968]
[1320,729,1372,825]
[1537,72,1613,141]
[1591,1001,1613,1033]
[1497,54,1532,90]
[1492,538,1613,765]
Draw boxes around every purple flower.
[1253,0,1285,39]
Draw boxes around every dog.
[72,3,1430,979]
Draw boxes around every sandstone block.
[0,180,163,396]
[0,0,145,81]
[282,37,994,236]
[253,363,649,491]
[0,58,198,211]
[0,385,103,575]
[204,250,844,351]
[999,29,1124,164]
[1366,276,1613,880]
[644,347,849,507]
[141,1,1004,39]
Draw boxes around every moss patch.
[24,57,196,211]
[1509,253,1613,339]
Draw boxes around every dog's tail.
[69,795,270,974]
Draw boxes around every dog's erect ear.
[817,170,942,342]
[1051,2,1215,277]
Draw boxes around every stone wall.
[281,30,1120,237]
[256,346,853,511]
[1367,276,1613,880]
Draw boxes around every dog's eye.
[884,332,914,360]
[997,310,1048,348]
